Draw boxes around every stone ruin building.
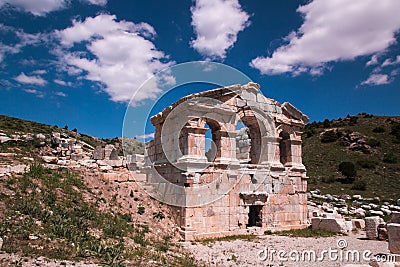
[144,82,310,240]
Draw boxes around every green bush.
[153,211,165,220]
[137,206,145,215]
[357,160,377,169]
[321,175,336,184]
[372,126,385,133]
[321,130,340,143]
[338,161,357,179]
[390,122,400,140]
[366,138,380,147]
[351,180,367,191]
[383,152,397,164]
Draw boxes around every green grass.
[265,228,337,238]
[303,114,400,201]
[0,163,201,266]
[199,234,257,244]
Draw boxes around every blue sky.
[0,0,399,138]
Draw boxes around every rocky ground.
[185,232,391,267]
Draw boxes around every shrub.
[137,206,145,215]
[322,119,331,128]
[357,160,377,169]
[372,126,385,133]
[348,116,358,126]
[383,152,397,164]
[351,180,367,191]
[338,161,357,179]
[321,175,336,184]
[153,211,165,221]
[366,138,380,147]
[390,122,400,140]
[321,130,339,143]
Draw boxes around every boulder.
[381,208,392,215]
[353,195,362,200]
[0,136,11,143]
[397,199,400,206]
[311,217,348,234]
[387,223,400,254]
[36,133,46,140]
[361,204,371,210]
[42,156,58,164]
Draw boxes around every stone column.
[178,124,208,163]
[289,131,305,169]
[213,130,238,164]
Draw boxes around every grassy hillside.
[0,114,145,156]
[302,113,400,201]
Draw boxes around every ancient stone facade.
[144,83,309,240]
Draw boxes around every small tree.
[338,161,357,179]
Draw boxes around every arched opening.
[279,131,291,165]
[204,119,220,162]
[236,107,263,164]
[204,123,216,162]
[236,121,251,164]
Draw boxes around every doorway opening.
[247,205,263,227]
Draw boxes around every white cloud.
[190,0,250,60]
[54,79,72,86]
[56,14,174,104]
[382,55,400,67]
[54,91,67,97]
[82,0,107,6]
[14,72,47,86]
[366,55,379,67]
[23,88,45,98]
[0,43,19,62]
[0,0,67,16]
[251,0,400,75]
[32,69,47,75]
[361,74,390,86]
[0,24,44,63]
[135,133,154,139]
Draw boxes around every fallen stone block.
[378,224,388,241]
[390,212,400,224]
[311,217,348,234]
[352,219,365,230]
[365,216,384,240]
[387,223,400,254]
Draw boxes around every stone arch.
[276,124,303,167]
[235,105,276,165]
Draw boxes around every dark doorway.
[247,205,263,227]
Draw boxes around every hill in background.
[302,113,400,201]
